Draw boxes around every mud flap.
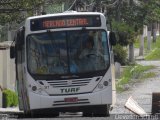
[125,96,147,117]
[152,92,160,115]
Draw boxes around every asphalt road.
[3,112,159,120]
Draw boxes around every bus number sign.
[30,15,101,31]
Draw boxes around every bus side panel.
[111,63,116,106]
[16,51,24,110]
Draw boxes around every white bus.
[10,11,116,117]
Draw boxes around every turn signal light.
[32,86,37,91]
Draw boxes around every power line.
[66,0,77,11]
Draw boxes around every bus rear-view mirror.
[109,32,117,46]
[10,46,15,59]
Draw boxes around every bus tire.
[83,111,93,117]
[51,112,59,117]
[31,110,59,118]
[93,105,110,117]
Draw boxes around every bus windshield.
[27,30,110,76]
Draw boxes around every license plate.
[64,97,78,102]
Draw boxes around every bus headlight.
[93,78,111,92]
[97,81,109,89]
[98,84,103,89]
[29,84,48,96]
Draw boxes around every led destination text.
[30,15,101,31]
[43,18,89,28]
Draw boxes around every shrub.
[112,20,136,46]
[2,89,18,108]
[113,44,128,65]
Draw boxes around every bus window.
[68,30,110,73]
[27,30,110,76]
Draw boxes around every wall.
[0,50,3,108]
[0,42,16,107]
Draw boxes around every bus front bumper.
[28,86,115,110]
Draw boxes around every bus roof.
[25,11,107,32]
[27,11,104,20]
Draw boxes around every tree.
[143,0,160,44]
[103,0,160,63]
[0,0,44,25]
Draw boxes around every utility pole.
[128,0,135,63]
[147,24,152,50]
[139,27,144,56]
[152,22,157,43]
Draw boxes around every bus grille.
[46,78,92,87]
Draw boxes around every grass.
[134,36,160,60]
[145,48,160,60]
[116,64,155,92]
[145,37,160,60]
[116,36,160,92]
[141,72,156,79]
[134,37,148,48]
[134,36,158,49]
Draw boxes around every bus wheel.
[51,112,59,117]
[30,111,59,118]
[83,111,93,117]
[93,105,110,117]
[44,112,59,117]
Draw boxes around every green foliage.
[134,37,147,48]
[145,48,160,60]
[3,89,18,108]
[45,4,63,13]
[116,23,137,44]
[112,20,134,33]
[0,0,44,25]
[142,0,160,23]
[116,64,155,92]
[112,21,131,46]
[141,72,156,80]
[108,0,160,44]
[134,36,159,60]
[134,36,160,60]
[113,44,127,65]
[109,1,145,35]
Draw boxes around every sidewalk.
[134,48,145,61]
[137,60,160,66]
[0,107,21,113]
[134,48,160,66]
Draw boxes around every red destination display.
[30,15,101,31]
[43,18,89,28]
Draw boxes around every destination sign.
[30,15,101,31]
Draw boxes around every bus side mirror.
[17,27,25,50]
[109,32,117,46]
[10,46,15,59]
